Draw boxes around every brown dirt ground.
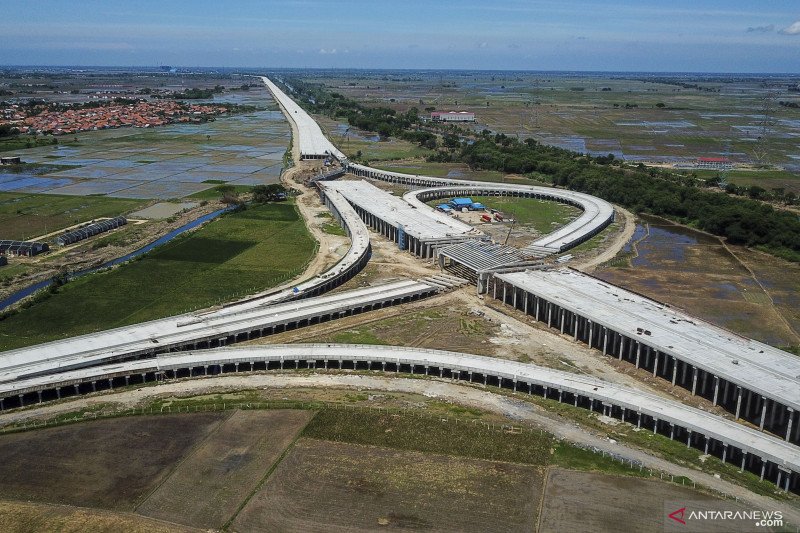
[0,413,226,510]
[231,438,543,533]
[0,500,200,533]
[264,296,504,357]
[136,409,312,529]
[538,468,782,533]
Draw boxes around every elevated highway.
[0,277,465,384]
[1,344,797,492]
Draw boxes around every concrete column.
[722,444,728,463]
[704,437,710,455]
[700,370,709,395]
[653,418,658,434]
[573,315,579,340]
[735,387,743,419]
[547,304,553,327]
[691,367,698,395]
[760,398,768,430]
[686,431,692,448]
[619,336,625,361]
[635,342,641,368]
[740,453,747,472]
[588,321,593,348]
[760,462,767,481]
[672,358,678,385]
[653,351,659,377]
[602,329,608,355]
[786,409,794,442]
[712,376,720,406]
[560,309,566,333]
[669,424,675,440]
[637,412,642,428]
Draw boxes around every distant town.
[0,100,232,136]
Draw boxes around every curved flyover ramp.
[1,344,797,492]
[349,163,615,255]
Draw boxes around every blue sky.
[1,0,798,72]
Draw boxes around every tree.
[252,184,288,203]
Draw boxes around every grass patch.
[569,221,620,254]
[330,329,388,345]
[302,408,551,465]
[0,136,59,152]
[186,184,253,200]
[430,195,580,234]
[321,222,347,236]
[0,202,316,350]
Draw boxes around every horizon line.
[1,64,799,76]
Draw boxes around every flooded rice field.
[596,215,800,349]
[1,87,289,200]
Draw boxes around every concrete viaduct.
[1,344,797,493]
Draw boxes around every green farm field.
[0,202,316,350]
[0,192,145,241]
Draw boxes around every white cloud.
[779,20,800,35]
[477,41,488,48]
[319,48,337,54]
[746,24,774,33]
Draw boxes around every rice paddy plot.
[0,202,317,350]
[0,192,145,241]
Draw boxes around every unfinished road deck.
[348,163,615,254]
[492,268,800,446]
[320,180,481,258]
[1,344,797,492]
[259,76,345,160]
[0,279,455,383]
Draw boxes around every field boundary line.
[535,465,552,533]
[132,408,236,513]
[220,412,313,531]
